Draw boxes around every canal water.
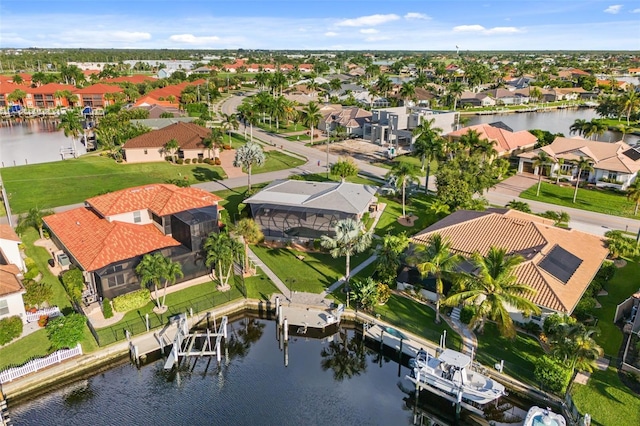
[8,318,531,426]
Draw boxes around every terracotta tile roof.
[0,265,24,297]
[0,82,29,95]
[122,121,211,150]
[43,207,181,271]
[86,183,222,217]
[29,83,76,94]
[411,209,608,313]
[0,224,21,242]
[448,124,537,154]
[145,80,206,102]
[73,83,124,95]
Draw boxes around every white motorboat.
[407,348,506,405]
[523,406,566,426]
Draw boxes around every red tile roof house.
[29,83,77,108]
[43,184,223,303]
[518,137,640,190]
[0,82,34,108]
[447,123,538,157]
[0,225,27,323]
[73,83,125,108]
[122,122,214,163]
[409,209,609,326]
[140,79,207,109]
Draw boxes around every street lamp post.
[326,126,331,178]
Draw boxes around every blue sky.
[1,1,639,50]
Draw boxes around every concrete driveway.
[488,174,538,198]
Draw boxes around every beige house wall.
[124,147,165,163]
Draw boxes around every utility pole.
[326,125,331,178]
[0,171,14,228]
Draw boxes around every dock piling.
[283,318,288,341]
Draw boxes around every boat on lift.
[523,406,566,426]
[407,348,506,405]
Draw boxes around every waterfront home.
[410,208,609,325]
[459,91,496,108]
[318,105,372,138]
[140,79,207,109]
[243,179,377,240]
[122,121,213,163]
[73,83,124,108]
[43,184,223,303]
[0,225,27,322]
[447,124,537,157]
[518,137,640,190]
[30,83,77,108]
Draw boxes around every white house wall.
[0,239,25,271]
[0,292,27,323]
[105,210,152,225]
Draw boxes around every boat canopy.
[438,349,471,368]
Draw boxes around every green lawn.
[2,156,226,213]
[571,367,640,426]
[593,261,640,356]
[0,329,51,371]
[253,150,306,174]
[251,245,373,293]
[372,154,433,175]
[475,322,544,386]
[520,182,637,219]
[257,121,307,134]
[375,193,439,236]
[287,134,313,142]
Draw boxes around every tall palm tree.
[399,82,416,105]
[136,253,168,309]
[232,218,264,272]
[569,119,587,137]
[532,150,553,196]
[386,162,420,218]
[320,218,373,288]
[164,138,180,163]
[233,142,265,191]
[302,101,321,145]
[443,247,540,338]
[627,179,640,216]
[16,206,54,239]
[376,74,392,98]
[447,82,465,111]
[203,231,244,289]
[412,118,444,193]
[159,257,183,308]
[221,113,239,145]
[583,119,607,141]
[202,128,222,159]
[572,156,594,203]
[621,88,639,125]
[412,234,463,323]
[58,109,83,158]
[375,233,409,286]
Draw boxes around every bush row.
[112,289,150,312]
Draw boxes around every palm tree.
[532,150,553,196]
[233,142,265,191]
[221,113,239,145]
[136,253,168,309]
[375,233,409,286]
[621,88,639,125]
[203,231,244,289]
[583,119,607,141]
[302,101,321,145]
[569,119,587,137]
[202,128,222,159]
[376,75,392,98]
[447,82,465,111]
[412,117,443,171]
[320,218,373,288]
[232,218,263,272]
[164,138,180,163]
[399,82,416,105]
[58,109,83,158]
[572,156,594,203]
[386,162,420,218]
[16,206,54,239]
[555,158,565,184]
[320,330,367,381]
[443,247,540,338]
[627,179,640,216]
[412,234,463,323]
[505,200,532,213]
[159,257,183,308]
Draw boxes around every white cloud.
[453,25,522,35]
[604,5,622,14]
[169,34,221,44]
[632,8,640,13]
[360,28,379,34]
[324,31,338,37]
[404,12,429,20]
[335,14,399,27]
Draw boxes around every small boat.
[523,406,566,426]
[407,348,506,405]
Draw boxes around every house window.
[133,211,142,223]
[144,149,148,155]
[0,299,9,316]
[106,274,125,288]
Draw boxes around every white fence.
[0,343,82,383]
[25,306,62,323]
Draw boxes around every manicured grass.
[251,245,373,293]
[571,367,640,426]
[375,193,439,236]
[372,154,434,175]
[213,183,269,224]
[253,150,306,174]
[475,322,544,386]
[593,261,640,356]
[257,121,307,134]
[287,134,313,142]
[3,155,226,213]
[0,329,51,371]
[520,181,637,219]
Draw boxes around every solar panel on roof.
[538,245,582,284]
[622,147,640,161]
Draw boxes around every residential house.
[318,105,372,137]
[459,91,496,108]
[30,83,77,108]
[142,79,207,108]
[447,123,537,157]
[518,137,640,190]
[73,83,124,108]
[484,88,530,105]
[0,82,33,108]
[298,64,314,73]
[0,225,27,322]
[410,208,609,324]
[244,180,378,240]
[43,184,223,303]
[122,122,213,163]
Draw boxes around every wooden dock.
[280,306,339,329]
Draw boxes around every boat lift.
[163,313,228,370]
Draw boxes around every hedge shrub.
[23,279,53,307]
[103,298,113,319]
[62,268,84,303]
[46,313,86,350]
[534,355,572,394]
[184,158,191,164]
[24,257,36,270]
[112,289,151,312]
[0,316,23,345]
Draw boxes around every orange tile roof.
[145,80,207,101]
[448,124,537,154]
[43,207,181,271]
[0,82,29,95]
[0,224,21,242]
[411,209,608,313]
[122,121,211,151]
[29,83,76,94]
[73,83,124,95]
[86,183,222,217]
[0,265,24,297]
